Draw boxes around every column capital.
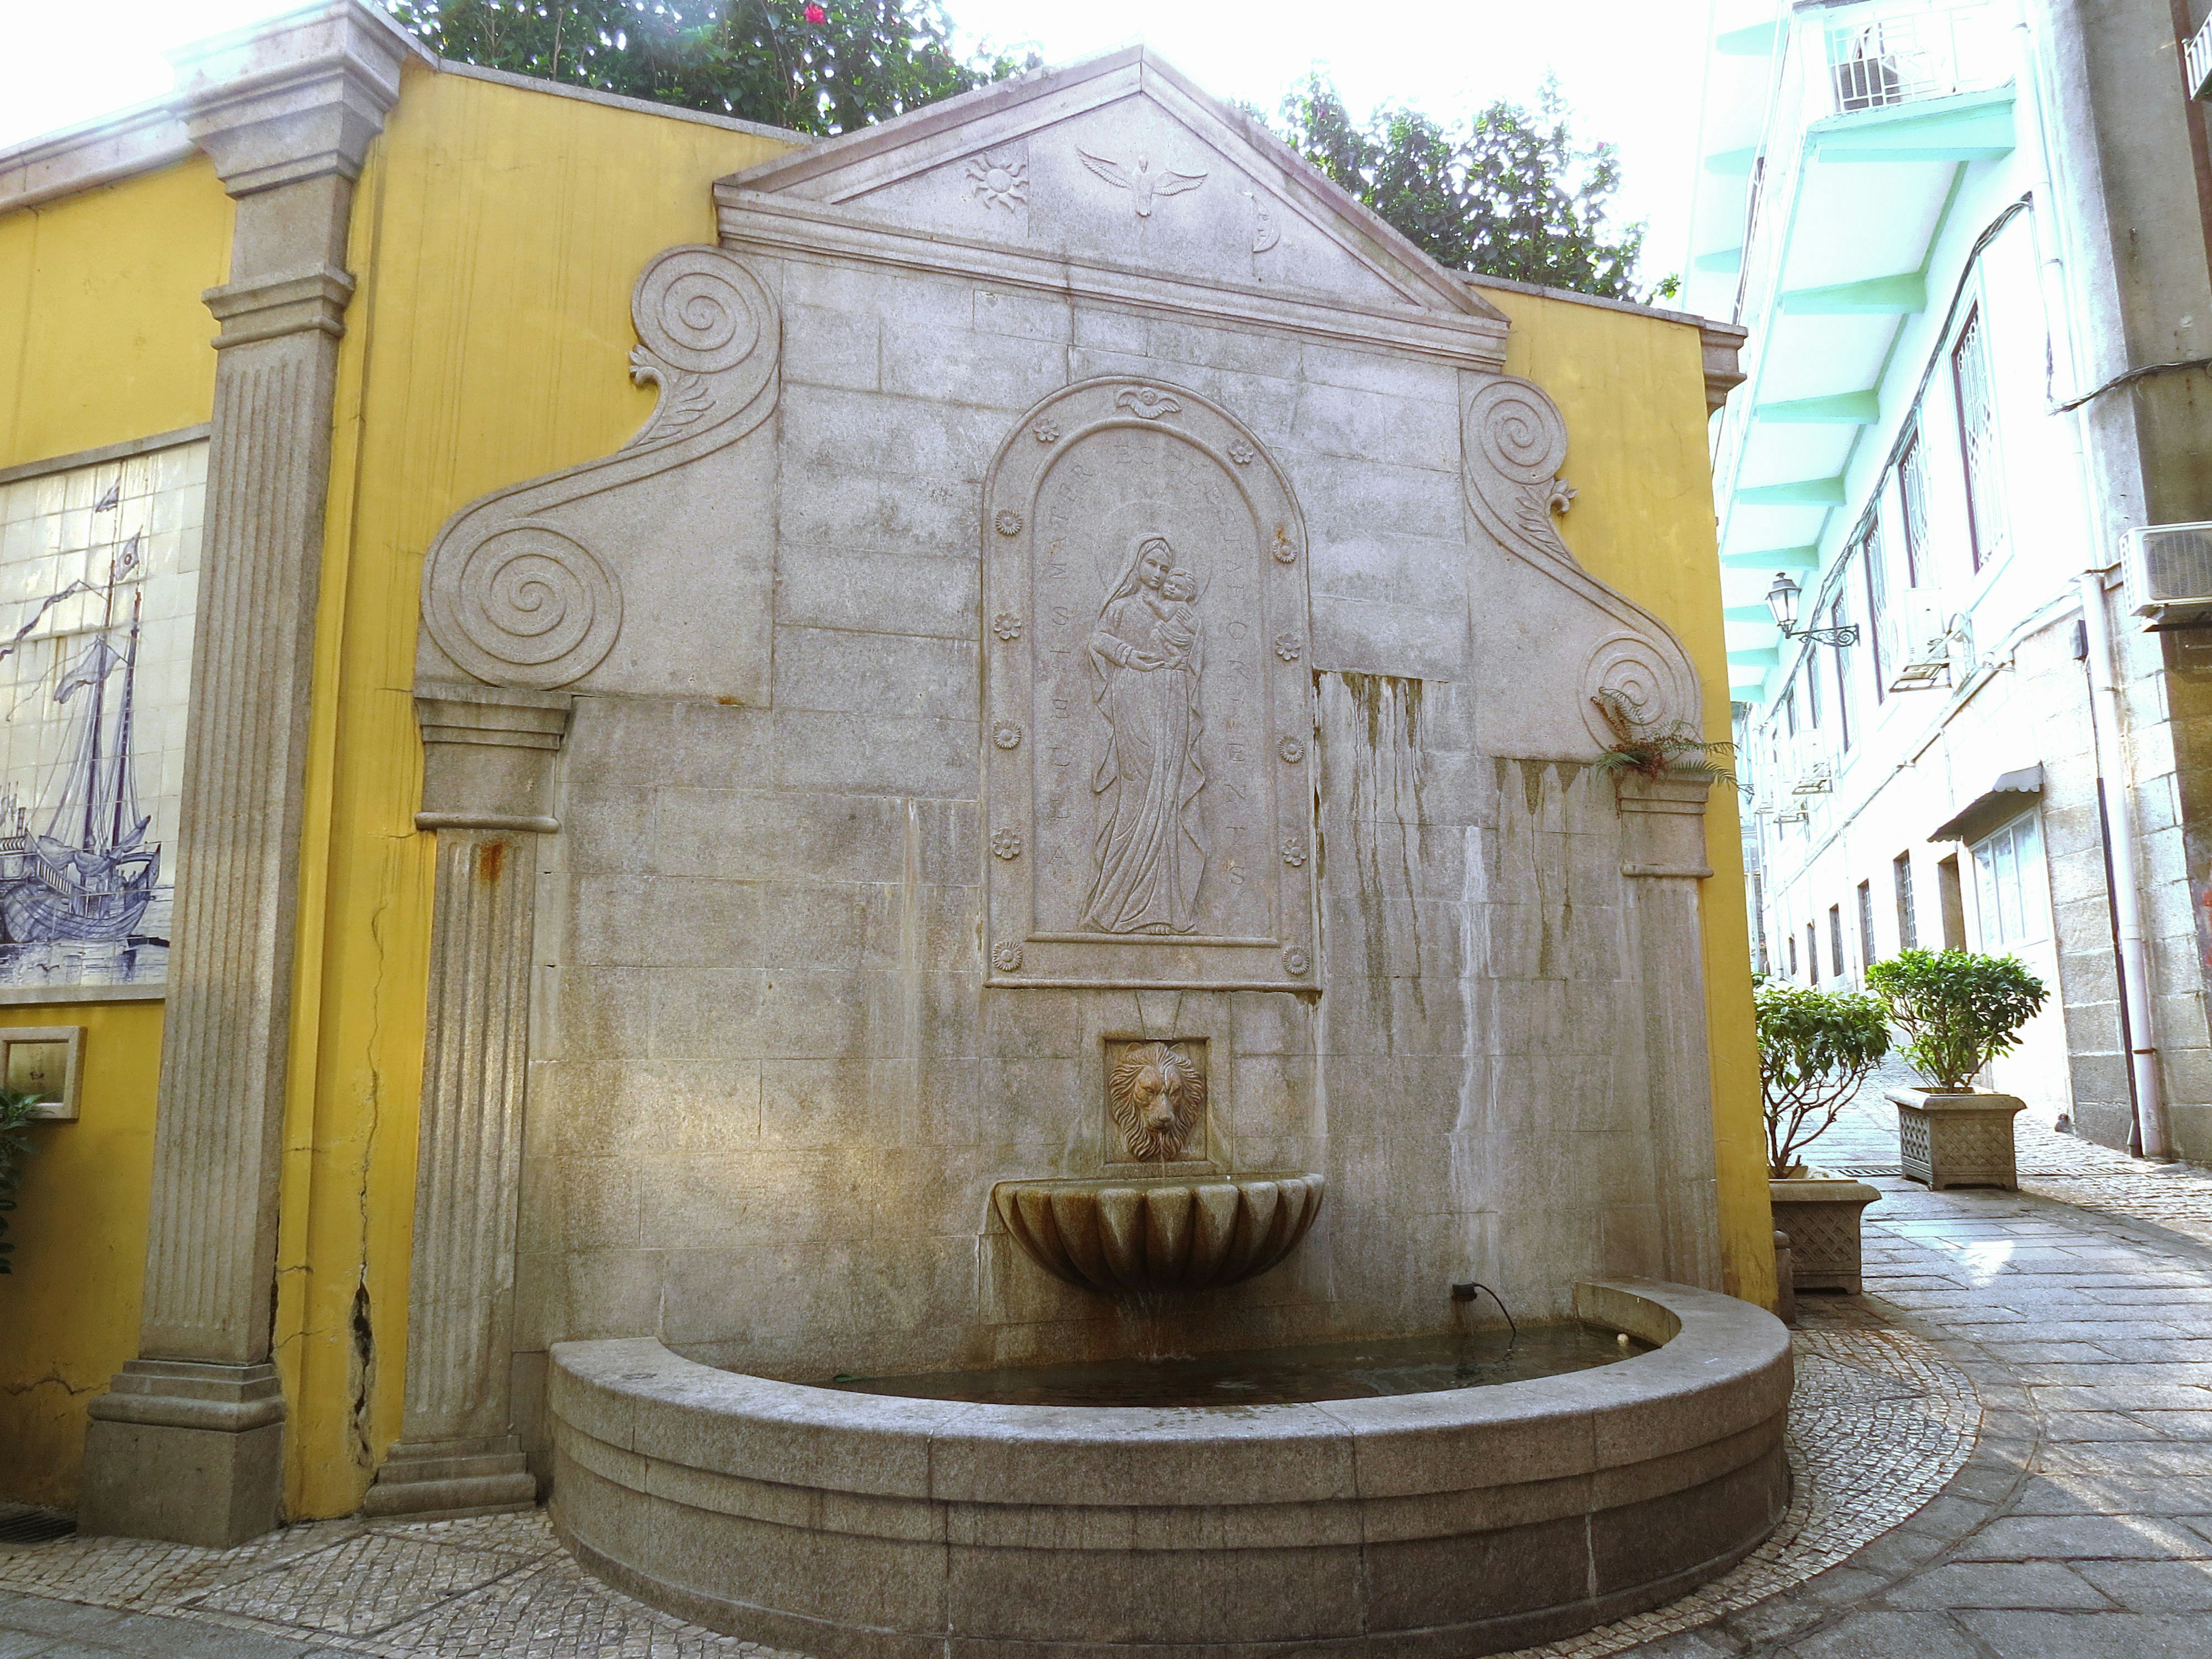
[415,681,573,831]
[204,265,355,349]
[169,0,426,196]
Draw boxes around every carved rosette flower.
[994,509,1024,536]
[1228,439,1255,465]
[991,941,1024,973]
[1272,631,1303,662]
[1281,836,1307,868]
[991,829,1022,861]
[1278,736,1305,764]
[1282,947,1311,977]
[992,612,1024,642]
[1032,418,1060,444]
[1549,478,1579,516]
[992,721,1022,750]
[1272,526,1298,564]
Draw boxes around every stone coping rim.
[550,1275,1788,1507]
[1885,1086,2029,1111]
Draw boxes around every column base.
[363,1435,537,1520]
[79,1359,286,1546]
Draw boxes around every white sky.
[0,0,1712,285]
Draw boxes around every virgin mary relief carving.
[1085,538,1206,934]
[984,378,1316,991]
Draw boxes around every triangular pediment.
[719,47,1504,327]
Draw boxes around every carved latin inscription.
[983,377,1317,992]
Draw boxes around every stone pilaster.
[1618,774,1725,1292]
[363,684,569,1518]
[78,2,420,1546]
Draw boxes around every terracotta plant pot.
[1768,1172,1881,1295]
[1888,1087,2026,1190]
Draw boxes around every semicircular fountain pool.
[548,1277,1791,1659]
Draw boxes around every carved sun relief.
[965,147,1029,210]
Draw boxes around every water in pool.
[820,1321,1652,1408]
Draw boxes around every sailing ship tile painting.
[0,439,200,996]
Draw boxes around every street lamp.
[1764,570,1860,646]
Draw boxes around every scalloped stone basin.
[547,1278,1792,1659]
[994,1172,1324,1293]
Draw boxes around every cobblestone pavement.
[6,1089,2212,1659]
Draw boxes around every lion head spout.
[1109,1041,1205,1161]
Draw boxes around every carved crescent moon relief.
[982,377,1318,992]
[1460,373,1702,753]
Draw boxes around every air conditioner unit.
[1790,760,1832,796]
[2124,522,2212,628]
[1889,596,1955,691]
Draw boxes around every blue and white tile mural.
[0,439,200,994]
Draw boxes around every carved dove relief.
[1075,147,1208,217]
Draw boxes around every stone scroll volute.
[1460,374,1703,755]
[984,377,1318,993]
[416,245,782,699]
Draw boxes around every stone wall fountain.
[376,45,1789,1658]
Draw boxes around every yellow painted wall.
[0,158,229,1508]
[279,62,797,1518]
[0,157,229,465]
[1490,289,1775,1312]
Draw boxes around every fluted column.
[364,684,569,1518]
[1618,774,1725,1291]
[79,2,419,1546]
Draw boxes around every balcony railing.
[2189,9,2212,101]
[1823,2,2005,116]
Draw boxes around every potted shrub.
[1758,980,1891,1295]
[1865,949,2049,1190]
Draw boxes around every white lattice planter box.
[1769,1173,1882,1294]
[1889,1088,2025,1190]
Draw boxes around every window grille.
[1862,520,1891,703]
[1894,852,1918,949]
[1899,426,1930,586]
[1857,880,1876,974]
[1831,590,1854,752]
[1951,306,2005,570]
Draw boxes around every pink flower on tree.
[804,3,827,21]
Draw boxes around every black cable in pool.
[1448,1281,1518,1351]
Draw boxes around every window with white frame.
[1971,811,2046,950]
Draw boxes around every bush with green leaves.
[0,1089,42,1275]
[1756,980,1891,1177]
[1864,949,2048,1092]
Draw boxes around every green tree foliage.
[1271,73,1668,302]
[0,1090,42,1274]
[1755,982,1892,1177]
[1865,949,2048,1092]
[384,1,1036,136]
